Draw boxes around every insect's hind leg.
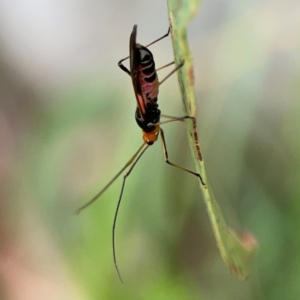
[118,27,170,76]
[159,128,205,186]
[145,27,170,48]
[118,56,131,76]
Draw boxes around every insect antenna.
[75,143,146,215]
[112,144,150,283]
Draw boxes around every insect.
[76,25,205,282]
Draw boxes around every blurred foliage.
[0,0,299,300]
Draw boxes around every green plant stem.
[167,0,258,280]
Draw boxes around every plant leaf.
[167,0,258,280]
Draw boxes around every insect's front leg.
[147,115,195,127]
[159,128,206,186]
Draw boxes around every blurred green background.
[0,1,299,299]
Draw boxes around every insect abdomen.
[137,46,159,103]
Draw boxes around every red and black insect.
[76,25,205,282]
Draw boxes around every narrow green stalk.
[167,0,258,280]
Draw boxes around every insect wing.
[129,25,146,117]
[129,25,138,75]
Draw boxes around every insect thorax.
[135,106,161,132]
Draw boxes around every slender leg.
[75,143,146,215]
[118,57,131,76]
[161,114,182,119]
[112,144,150,283]
[119,57,174,75]
[159,128,205,186]
[145,27,170,48]
[148,116,194,127]
[146,61,185,102]
[156,61,175,72]
[159,60,184,87]
[118,28,171,76]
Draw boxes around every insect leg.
[118,56,131,76]
[159,60,185,87]
[156,61,175,72]
[148,116,194,127]
[159,128,205,186]
[112,144,150,283]
[161,114,182,119]
[146,61,184,105]
[118,27,171,75]
[75,143,146,215]
[145,27,170,48]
